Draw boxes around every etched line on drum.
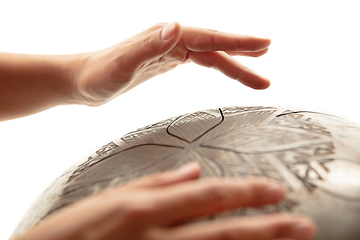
[166,108,224,143]
[276,111,336,118]
[266,154,304,192]
[67,143,185,184]
[195,148,225,177]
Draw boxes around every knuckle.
[141,34,162,56]
[142,35,154,49]
[206,28,219,33]
[211,34,219,50]
[115,202,155,223]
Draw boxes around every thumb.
[124,22,182,67]
[160,22,180,41]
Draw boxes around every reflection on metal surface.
[11,106,360,240]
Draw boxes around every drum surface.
[12,107,360,240]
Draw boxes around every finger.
[188,51,270,89]
[226,48,269,57]
[114,22,182,73]
[154,177,285,225]
[156,214,317,240]
[182,27,271,52]
[126,162,201,189]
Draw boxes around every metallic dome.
[12,107,360,240]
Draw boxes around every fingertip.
[173,21,182,41]
[257,37,271,49]
[242,35,272,51]
[253,48,269,58]
[266,181,286,203]
[240,177,286,206]
[291,216,318,240]
[161,22,177,40]
[257,78,271,90]
[246,176,286,204]
[176,162,202,178]
[263,37,271,46]
[239,75,271,90]
[160,21,182,41]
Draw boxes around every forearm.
[0,52,82,121]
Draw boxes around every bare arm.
[0,22,270,121]
[0,53,81,121]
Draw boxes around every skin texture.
[14,162,316,240]
[74,22,271,105]
[0,22,271,121]
[0,22,317,239]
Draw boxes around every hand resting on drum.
[14,162,316,240]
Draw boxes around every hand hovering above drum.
[74,22,271,105]
[0,22,270,121]
[14,162,316,240]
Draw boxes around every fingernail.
[177,162,200,175]
[261,37,271,41]
[293,223,314,240]
[161,22,176,40]
[256,37,271,44]
[266,182,285,201]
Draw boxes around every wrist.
[66,50,115,107]
[62,53,91,106]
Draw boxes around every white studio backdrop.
[0,1,359,239]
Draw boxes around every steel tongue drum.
[11,107,360,240]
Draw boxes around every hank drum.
[11,107,360,240]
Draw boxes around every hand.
[73,22,272,105]
[15,162,317,240]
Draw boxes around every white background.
[0,1,359,239]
